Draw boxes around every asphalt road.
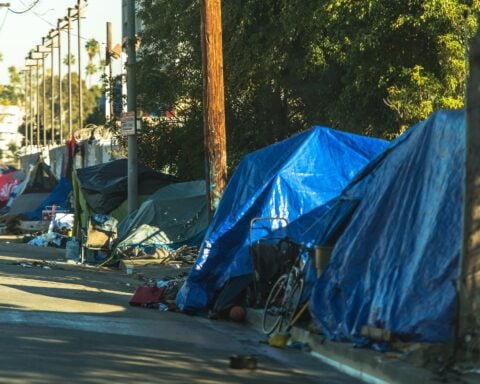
[0,242,360,384]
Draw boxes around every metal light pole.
[58,18,68,143]
[126,0,138,213]
[25,58,37,153]
[23,69,28,149]
[67,10,74,138]
[38,44,49,147]
[76,2,84,131]
[44,36,55,145]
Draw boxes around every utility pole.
[77,1,83,131]
[126,0,138,213]
[50,39,55,144]
[67,10,73,138]
[29,66,33,150]
[460,31,480,359]
[200,0,227,219]
[57,19,64,143]
[106,22,114,120]
[42,55,46,146]
[24,70,28,149]
[36,60,40,148]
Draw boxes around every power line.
[0,9,8,35]
[16,0,107,45]
[8,0,40,14]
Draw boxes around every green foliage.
[135,0,480,178]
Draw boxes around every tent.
[72,159,178,233]
[176,126,388,312]
[310,110,463,343]
[8,162,57,216]
[114,180,208,255]
[24,177,73,220]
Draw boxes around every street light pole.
[77,2,83,131]
[126,0,138,213]
[67,11,73,138]
[58,18,67,143]
[24,69,28,150]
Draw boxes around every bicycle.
[262,238,309,335]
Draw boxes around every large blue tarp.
[310,110,464,343]
[177,126,388,312]
[25,178,73,220]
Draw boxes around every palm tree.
[85,62,97,87]
[85,38,100,63]
[63,54,76,66]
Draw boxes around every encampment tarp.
[310,110,463,343]
[8,162,57,216]
[75,159,178,214]
[114,180,208,253]
[73,159,178,233]
[25,177,72,220]
[176,126,388,312]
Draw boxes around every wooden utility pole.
[201,0,227,219]
[461,32,480,358]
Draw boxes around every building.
[0,105,23,164]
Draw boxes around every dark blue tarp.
[310,110,464,343]
[177,126,388,312]
[25,177,73,220]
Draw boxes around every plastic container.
[65,237,80,260]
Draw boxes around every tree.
[85,62,97,87]
[85,38,100,62]
[134,0,480,178]
[63,54,76,66]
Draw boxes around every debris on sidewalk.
[128,274,187,311]
[12,259,64,270]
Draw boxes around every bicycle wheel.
[262,274,288,335]
[278,275,304,332]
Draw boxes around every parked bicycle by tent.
[262,238,313,335]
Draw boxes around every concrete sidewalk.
[246,309,480,384]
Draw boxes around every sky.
[0,0,122,84]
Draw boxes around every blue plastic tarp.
[25,177,73,220]
[310,110,464,343]
[177,126,388,312]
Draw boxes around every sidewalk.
[246,309,480,384]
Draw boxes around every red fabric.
[0,172,22,203]
[129,285,165,307]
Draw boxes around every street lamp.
[29,50,45,148]
[57,18,69,143]
[37,43,50,147]
[25,58,36,153]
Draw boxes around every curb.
[246,308,443,384]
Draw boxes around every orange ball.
[229,306,246,322]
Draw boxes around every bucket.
[314,246,333,277]
[65,237,80,260]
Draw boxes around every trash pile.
[129,273,188,311]
[27,212,74,249]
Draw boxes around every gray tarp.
[115,180,208,253]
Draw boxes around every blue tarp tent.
[177,126,388,312]
[310,110,463,343]
[25,178,72,220]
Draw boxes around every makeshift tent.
[8,162,57,216]
[310,110,463,343]
[114,180,208,254]
[73,159,177,233]
[24,178,73,220]
[177,126,388,312]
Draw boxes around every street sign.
[121,111,136,135]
